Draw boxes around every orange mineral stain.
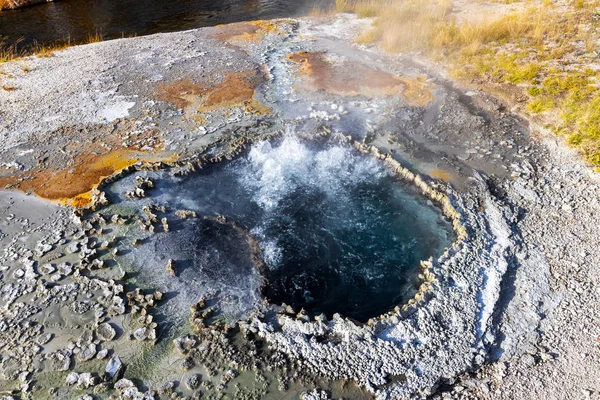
[0,149,176,207]
[428,168,454,182]
[210,20,286,44]
[155,69,270,120]
[286,51,433,106]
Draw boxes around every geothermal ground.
[0,14,599,400]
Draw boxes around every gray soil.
[0,13,598,400]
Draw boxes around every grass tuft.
[0,32,105,63]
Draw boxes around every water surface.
[0,0,331,49]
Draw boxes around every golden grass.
[0,0,17,10]
[339,0,600,166]
[0,32,103,63]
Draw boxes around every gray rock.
[133,327,148,341]
[96,322,117,341]
[96,349,109,360]
[105,356,123,379]
[78,343,97,362]
[66,372,79,386]
[158,381,175,395]
[185,374,201,390]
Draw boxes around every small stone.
[78,343,97,362]
[185,374,201,390]
[96,349,109,360]
[133,327,149,341]
[166,259,177,277]
[97,322,117,341]
[66,372,79,386]
[105,356,123,379]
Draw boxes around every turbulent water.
[0,0,331,49]
[107,135,454,322]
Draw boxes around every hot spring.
[104,134,455,322]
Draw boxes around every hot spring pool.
[104,134,455,322]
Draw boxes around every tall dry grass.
[338,0,561,53]
[0,0,17,10]
[0,32,103,63]
[339,0,600,167]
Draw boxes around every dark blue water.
[0,0,331,49]
[106,135,454,322]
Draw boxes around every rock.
[185,374,201,390]
[166,259,177,277]
[181,358,194,371]
[66,372,79,386]
[51,349,72,372]
[133,327,149,341]
[40,263,56,275]
[66,241,80,254]
[13,268,25,279]
[301,388,331,400]
[57,262,73,276]
[35,242,53,256]
[97,322,117,341]
[158,381,175,395]
[77,372,96,388]
[114,378,135,391]
[78,343,97,362]
[105,356,123,379]
[96,349,109,360]
[24,265,38,280]
[174,335,197,355]
[36,333,53,345]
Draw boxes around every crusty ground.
[286,51,433,106]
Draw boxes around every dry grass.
[0,0,17,10]
[0,32,103,63]
[339,0,600,167]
